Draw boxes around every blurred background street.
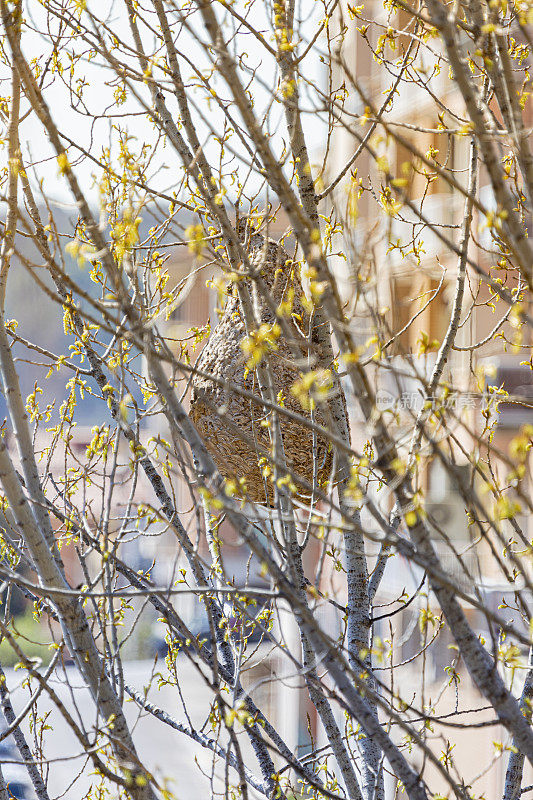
[2,659,213,799]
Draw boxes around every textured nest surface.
[190,228,337,505]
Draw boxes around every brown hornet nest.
[189,221,340,505]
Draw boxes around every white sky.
[0,0,330,211]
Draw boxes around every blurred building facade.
[322,1,533,795]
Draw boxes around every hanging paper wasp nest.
[189,222,338,505]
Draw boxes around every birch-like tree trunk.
[0,1,531,799]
